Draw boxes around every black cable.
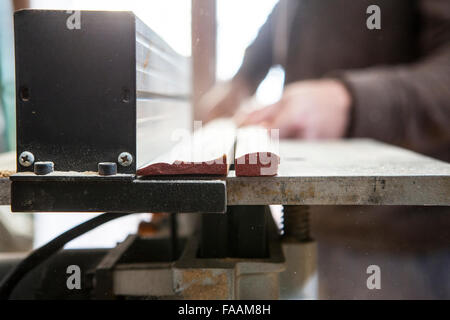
[0,212,135,300]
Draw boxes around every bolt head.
[118,152,133,167]
[98,162,117,176]
[19,151,35,167]
[34,161,54,175]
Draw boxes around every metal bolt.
[282,205,311,242]
[118,152,133,167]
[98,162,117,176]
[19,151,35,167]
[34,161,54,175]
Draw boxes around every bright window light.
[31,0,191,56]
[216,0,284,105]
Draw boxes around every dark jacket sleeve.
[340,0,450,150]
[233,2,281,95]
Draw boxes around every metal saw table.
[227,139,450,206]
[2,139,450,210]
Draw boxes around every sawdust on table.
[0,170,15,178]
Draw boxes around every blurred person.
[200,0,450,299]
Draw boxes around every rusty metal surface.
[109,234,285,299]
[227,139,450,206]
[0,151,14,205]
[173,234,285,299]
[0,180,10,205]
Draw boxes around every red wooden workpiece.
[137,156,228,176]
[234,126,280,177]
[137,119,236,176]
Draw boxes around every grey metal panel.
[136,38,188,77]
[135,17,190,98]
[136,99,191,168]
[135,17,183,59]
[134,15,192,169]
[136,70,190,98]
[226,139,450,206]
[113,267,174,297]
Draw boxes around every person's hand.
[198,78,251,122]
[239,79,352,139]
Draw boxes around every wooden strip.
[137,119,236,176]
[235,126,280,176]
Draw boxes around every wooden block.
[235,126,280,176]
[137,119,236,176]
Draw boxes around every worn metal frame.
[14,10,191,174]
[227,140,450,206]
[5,139,450,212]
[93,217,285,299]
[10,174,226,213]
[200,206,271,259]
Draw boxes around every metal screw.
[282,205,311,242]
[19,151,35,167]
[118,152,133,167]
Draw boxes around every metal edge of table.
[1,139,450,208]
[225,175,450,206]
[1,174,449,207]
